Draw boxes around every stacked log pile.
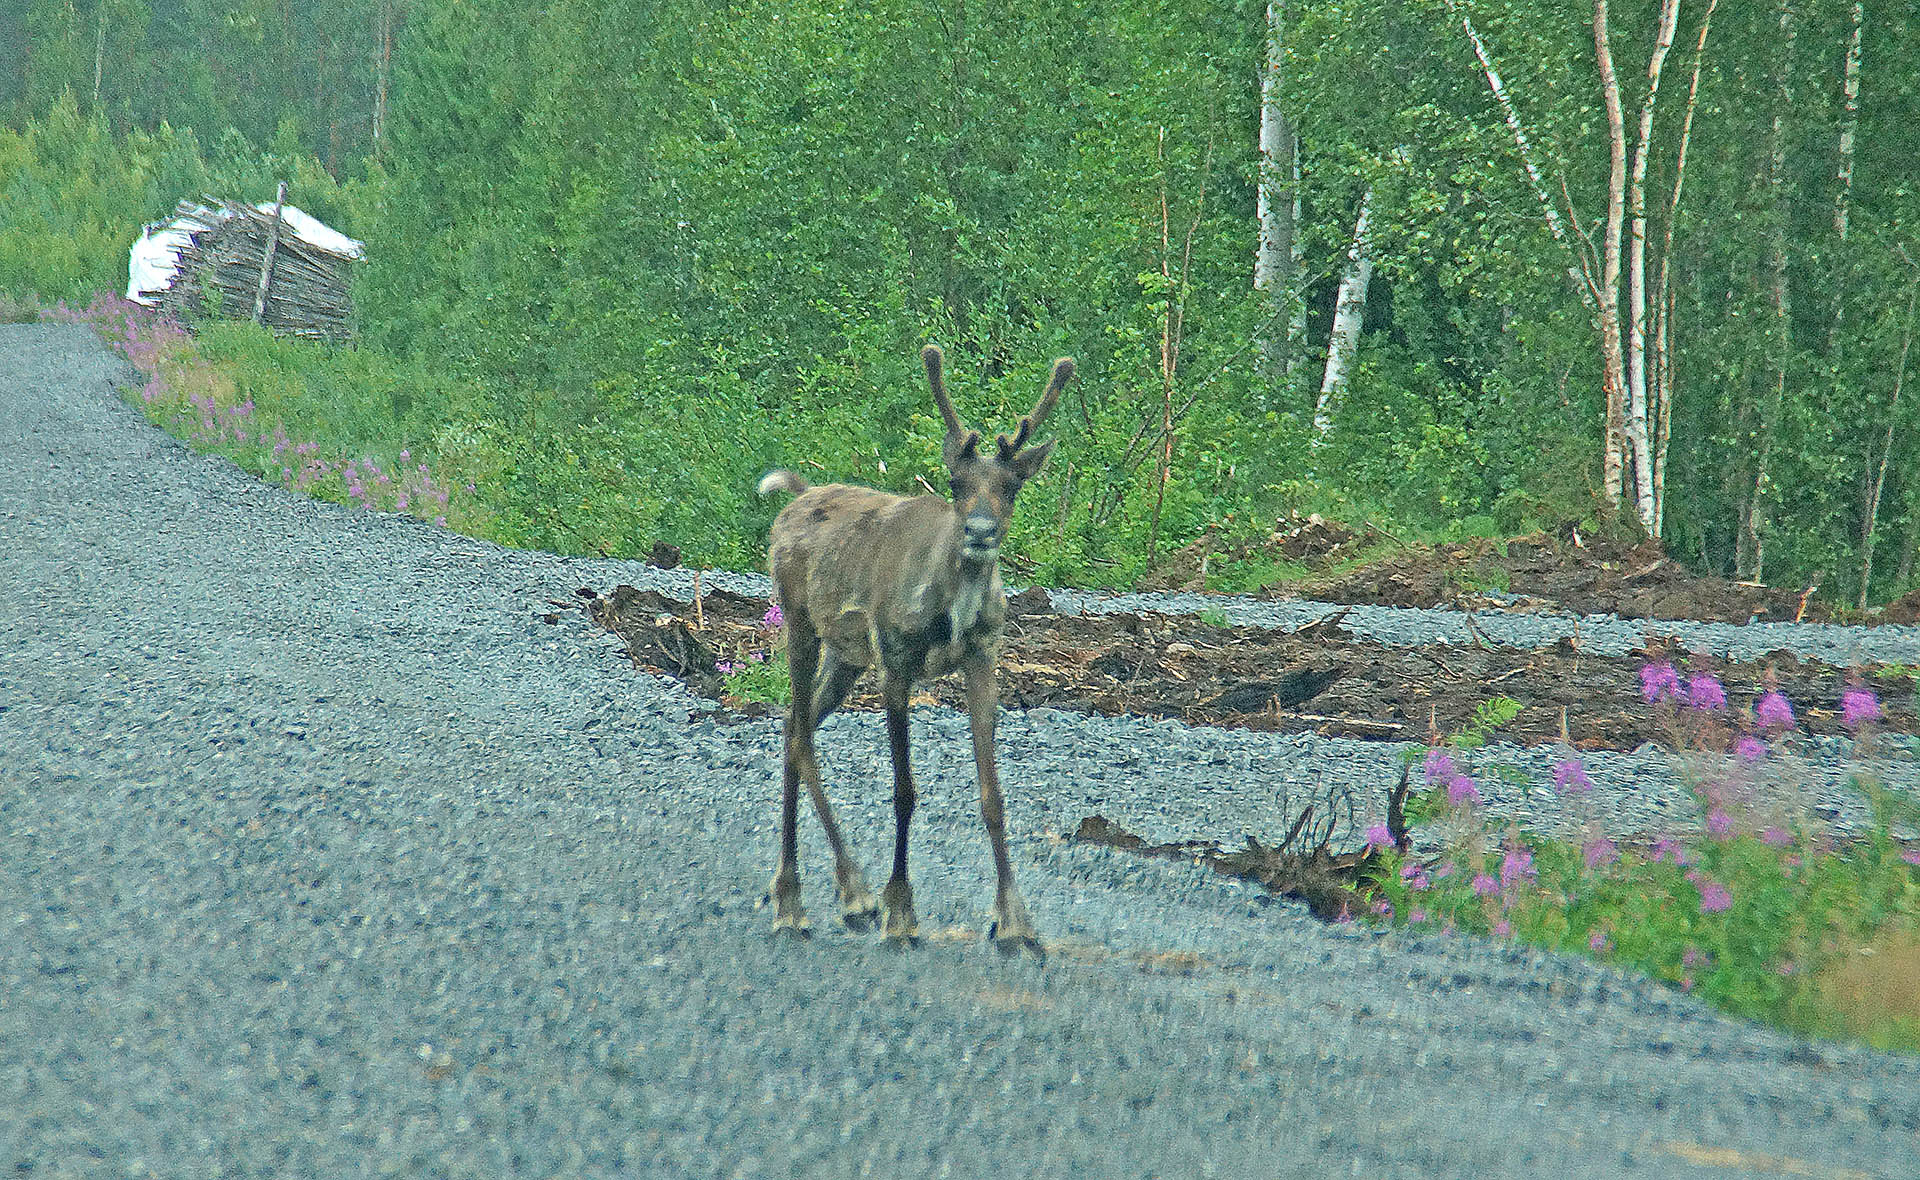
[157,198,358,343]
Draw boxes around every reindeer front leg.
[963,657,1042,956]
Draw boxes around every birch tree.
[1254,2,1300,377]
[1315,188,1374,441]
[1447,0,1703,538]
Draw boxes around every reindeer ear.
[1009,437,1055,481]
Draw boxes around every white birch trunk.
[1445,0,1592,308]
[1254,3,1296,376]
[1650,0,1717,537]
[1315,190,1374,441]
[1594,1,1630,509]
[1623,0,1681,536]
[1746,0,1796,582]
[1830,1,1862,348]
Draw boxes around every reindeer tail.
[757,470,810,497]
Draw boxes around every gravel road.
[4,321,1918,1179]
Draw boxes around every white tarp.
[125,200,366,306]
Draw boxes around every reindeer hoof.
[771,905,811,939]
[987,921,1046,960]
[841,900,880,932]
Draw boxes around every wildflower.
[1409,908,1428,924]
[717,661,742,676]
[1500,846,1536,888]
[1582,837,1617,870]
[1400,862,1431,891]
[1754,691,1795,730]
[1588,930,1612,953]
[1446,774,1480,807]
[1640,661,1682,703]
[1553,758,1592,794]
[1705,810,1733,840]
[1371,899,1392,918]
[1471,873,1500,898]
[1734,735,1766,763]
[1690,873,1732,914]
[762,603,785,629]
[1422,749,1456,785]
[1363,823,1394,853]
[1900,848,1920,867]
[1682,946,1708,970]
[1776,960,1797,977]
[1685,674,1727,711]
[1492,918,1513,937]
[1760,827,1792,847]
[1840,687,1881,729]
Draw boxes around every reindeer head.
[921,345,1074,564]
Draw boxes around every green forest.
[4,1,1918,603]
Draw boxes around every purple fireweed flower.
[1841,687,1881,729]
[1705,810,1734,840]
[717,661,742,676]
[1761,827,1792,847]
[1472,873,1500,898]
[1640,661,1682,703]
[1423,749,1456,784]
[1686,674,1728,711]
[1755,691,1795,730]
[1583,837,1618,870]
[1500,846,1536,887]
[762,603,785,629]
[1735,735,1766,763]
[1900,848,1920,867]
[1682,946,1708,970]
[1688,872,1732,913]
[1371,899,1392,917]
[1553,758,1593,794]
[1401,863,1432,891]
[1409,908,1428,924]
[1492,918,1513,937]
[1776,959,1797,977]
[1364,823,1394,853]
[1651,836,1686,865]
[1446,774,1480,807]
[1588,930,1612,953]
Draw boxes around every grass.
[1364,672,1920,1053]
[718,601,793,708]
[38,293,495,538]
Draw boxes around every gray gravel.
[4,321,1919,1179]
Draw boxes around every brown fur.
[758,345,1073,954]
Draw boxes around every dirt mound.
[580,583,1914,751]
[1287,528,1831,624]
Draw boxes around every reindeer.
[756,344,1073,956]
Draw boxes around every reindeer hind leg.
[796,645,879,930]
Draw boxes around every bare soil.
[1151,518,1847,625]
[577,583,1916,754]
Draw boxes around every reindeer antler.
[997,357,1075,458]
[922,345,966,437]
[924,344,982,459]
